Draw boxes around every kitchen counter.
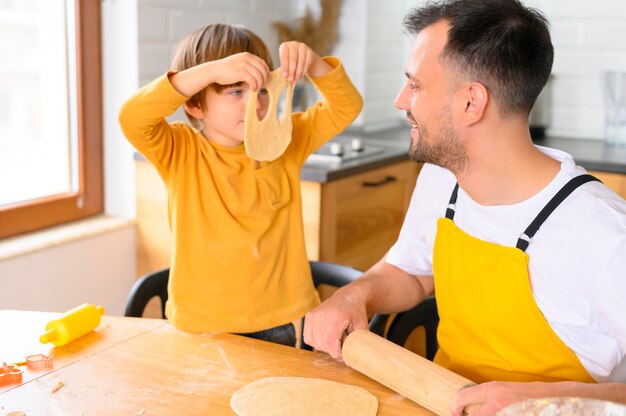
[303,127,626,182]
[302,129,411,183]
[132,131,412,184]
[532,136,626,174]
[134,127,626,183]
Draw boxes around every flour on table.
[230,376,378,416]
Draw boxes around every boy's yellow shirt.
[120,58,363,333]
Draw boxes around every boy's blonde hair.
[171,24,274,129]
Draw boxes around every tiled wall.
[137,0,626,139]
[533,0,626,139]
[137,0,410,128]
[335,0,410,129]
[138,0,300,87]
[389,0,626,140]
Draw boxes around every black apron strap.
[516,174,602,252]
[445,183,460,219]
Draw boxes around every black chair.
[369,296,439,361]
[309,260,363,290]
[124,261,369,350]
[301,261,363,350]
[124,268,169,318]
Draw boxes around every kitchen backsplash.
[137,0,626,139]
[137,0,409,129]
[535,0,626,139]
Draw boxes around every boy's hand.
[278,41,332,82]
[170,52,269,97]
[211,52,270,92]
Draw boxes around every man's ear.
[461,82,488,125]
[184,102,205,119]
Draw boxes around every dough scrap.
[230,376,378,416]
[244,69,295,162]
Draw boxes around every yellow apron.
[432,175,599,383]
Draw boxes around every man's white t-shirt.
[386,146,626,381]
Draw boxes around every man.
[303,0,626,414]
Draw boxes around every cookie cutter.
[0,362,23,385]
[25,354,54,370]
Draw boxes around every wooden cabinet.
[135,161,171,278]
[302,160,421,271]
[588,170,626,199]
[134,159,420,277]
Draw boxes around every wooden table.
[0,310,432,415]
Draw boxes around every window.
[0,0,103,239]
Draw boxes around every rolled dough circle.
[230,376,378,416]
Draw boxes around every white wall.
[331,0,407,129]
[137,0,301,89]
[104,0,140,219]
[137,0,304,123]
[533,0,626,139]
[0,224,135,315]
[136,0,410,128]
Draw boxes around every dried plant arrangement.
[272,0,343,57]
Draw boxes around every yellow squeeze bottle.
[40,303,105,346]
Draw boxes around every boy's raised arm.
[169,53,270,97]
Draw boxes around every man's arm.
[303,256,434,359]
[451,380,626,416]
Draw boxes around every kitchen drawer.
[303,160,421,271]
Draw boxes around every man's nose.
[394,84,410,111]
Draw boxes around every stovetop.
[307,137,384,164]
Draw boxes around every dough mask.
[244,69,295,162]
[231,376,379,416]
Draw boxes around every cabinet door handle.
[362,175,397,187]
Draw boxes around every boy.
[119,24,362,346]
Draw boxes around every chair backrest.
[369,296,439,361]
[309,260,362,288]
[301,261,363,350]
[124,268,170,318]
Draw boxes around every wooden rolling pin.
[342,330,478,416]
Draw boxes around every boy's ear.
[184,102,205,119]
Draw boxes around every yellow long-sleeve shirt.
[119,57,362,333]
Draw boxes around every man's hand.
[452,380,626,415]
[451,381,555,416]
[303,286,369,360]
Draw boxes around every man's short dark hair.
[404,0,553,116]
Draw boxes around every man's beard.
[408,108,468,174]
